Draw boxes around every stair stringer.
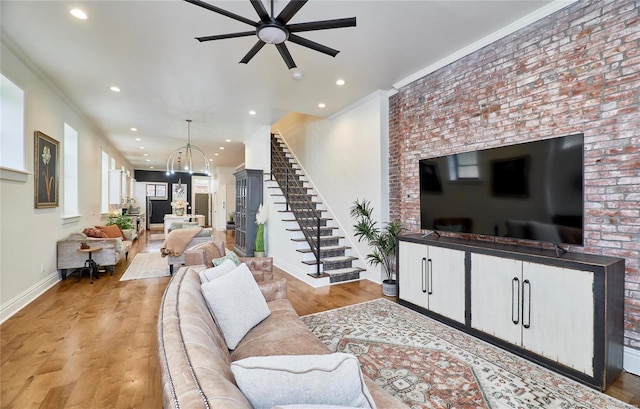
[271,130,377,283]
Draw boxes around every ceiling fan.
[184,0,356,69]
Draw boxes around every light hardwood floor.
[1,230,639,408]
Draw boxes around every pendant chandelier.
[166,119,211,176]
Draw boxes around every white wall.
[0,40,132,322]
[269,91,390,283]
[212,166,237,230]
[244,125,271,171]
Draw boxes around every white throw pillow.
[199,258,237,283]
[200,263,270,350]
[231,353,376,409]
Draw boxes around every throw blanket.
[160,227,203,257]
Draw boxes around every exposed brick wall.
[389,0,640,346]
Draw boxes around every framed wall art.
[172,182,187,202]
[34,131,59,208]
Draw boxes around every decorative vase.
[382,279,397,297]
[175,208,184,216]
[255,223,265,255]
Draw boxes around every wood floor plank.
[1,229,639,408]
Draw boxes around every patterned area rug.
[301,299,633,409]
[119,252,170,281]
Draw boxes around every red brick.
[389,0,639,346]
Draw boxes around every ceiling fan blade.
[196,31,256,42]
[276,0,308,24]
[276,43,297,69]
[240,40,267,64]
[184,0,257,27]
[288,34,339,57]
[288,17,356,33]
[250,0,270,21]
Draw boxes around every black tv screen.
[419,134,584,245]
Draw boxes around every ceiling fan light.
[257,25,287,44]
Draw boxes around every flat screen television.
[419,134,584,245]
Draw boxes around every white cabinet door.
[427,246,466,324]
[471,253,523,346]
[522,262,594,376]
[398,241,428,309]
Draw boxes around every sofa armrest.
[239,257,273,281]
[258,278,287,302]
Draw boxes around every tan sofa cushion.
[199,241,225,268]
[230,298,329,362]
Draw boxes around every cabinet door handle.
[522,279,531,329]
[512,277,520,325]
[421,257,427,293]
[427,259,433,295]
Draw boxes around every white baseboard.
[0,271,59,324]
[624,346,640,376]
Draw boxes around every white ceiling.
[1,0,561,171]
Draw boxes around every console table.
[397,234,624,390]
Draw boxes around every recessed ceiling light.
[143,153,148,156]
[130,127,138,132]
[150,166,154,169]
[110,86,121,92]
[215,153,219,156]
[318,103,326,108]
[249,110,256,115]
[146,159,150,162]
[209,158,213,162]
[135,137,141,141]
[139,146,144,149]
[225,139,231,143]
[70,8,88,20]
[336,79,345,86]
[219,147,225,150]
[292,71,303,80]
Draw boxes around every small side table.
[76,246,103,284]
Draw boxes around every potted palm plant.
[350,198,403,296]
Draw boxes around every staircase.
[268,134,364,283]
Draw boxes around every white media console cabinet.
[397,234,625,390]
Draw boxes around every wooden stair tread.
[301,255,358,265]
[287,226,337,232]
[291,235,343,242]
[296,245,350,253]
[325,267,366,276]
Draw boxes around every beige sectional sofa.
[157,262,406,408]
[57,232,131,279]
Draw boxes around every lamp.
[166,119,211,176]
[257,24,288,44]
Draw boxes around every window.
[448,152,479,180]
[121,166,126,199]
[63,123,79,216]
[101,150,109,213]
[1,74,26,177]
[146,183,168,200]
